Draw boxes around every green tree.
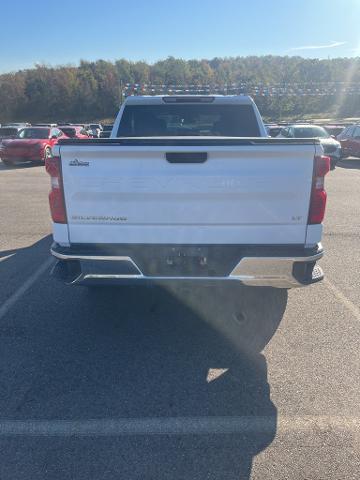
[1,55,360,124]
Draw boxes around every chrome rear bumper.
[50,243,324,288]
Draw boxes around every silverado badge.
[69,159,89,167]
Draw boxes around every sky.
[0,0,359,73]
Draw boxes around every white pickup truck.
[46,95,329,288]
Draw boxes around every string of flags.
[122,82,360,97]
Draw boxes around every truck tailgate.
[59,140,316,245]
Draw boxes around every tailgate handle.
[166,152,207,163]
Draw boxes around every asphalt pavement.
[0,158,359,479]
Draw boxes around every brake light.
[308,155,330,224]
[45,156,67,223]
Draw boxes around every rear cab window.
[117,104,261,137]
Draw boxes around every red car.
[58,125,90,139]
[0,127,66,166]
[337,124,360,158]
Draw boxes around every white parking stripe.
[0,416,359,436]
[0,254,15,263]
[0,257,54,321]
[324,279,360,322]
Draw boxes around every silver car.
[278,124,341,169]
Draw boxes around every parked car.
[88,123,103,138]
[323,125,345,137]
[336,124,360,158]
[47,95,329,290]
[0,126,24,142]
[58,126,90,139]
[278,124,341,169]
[100,124,113,138]
[0,127,66,166]
[265,124,282,137]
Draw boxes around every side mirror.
[330,135,335,139]
[51,134,57,140]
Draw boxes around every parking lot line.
[0,257,54,321]
[0,416,359,437]
[324,279,360,322]
[0,254,15,263]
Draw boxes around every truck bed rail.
[58,137,320,147]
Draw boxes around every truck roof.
[123,95,254,105]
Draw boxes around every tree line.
[0,56,360,123]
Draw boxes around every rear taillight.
[45,156,67,223]
[308,155,330,224]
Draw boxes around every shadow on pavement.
[0,237,288,479]
[0,160,41,171]
[0,235,52,308]
[338,158,360,169]
[0,235,53,302]
[0,235,52,260]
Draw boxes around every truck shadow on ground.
[338,158,360,169]
[0,237,288,480]
[0,160,40,171]
[0,236,52,303]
